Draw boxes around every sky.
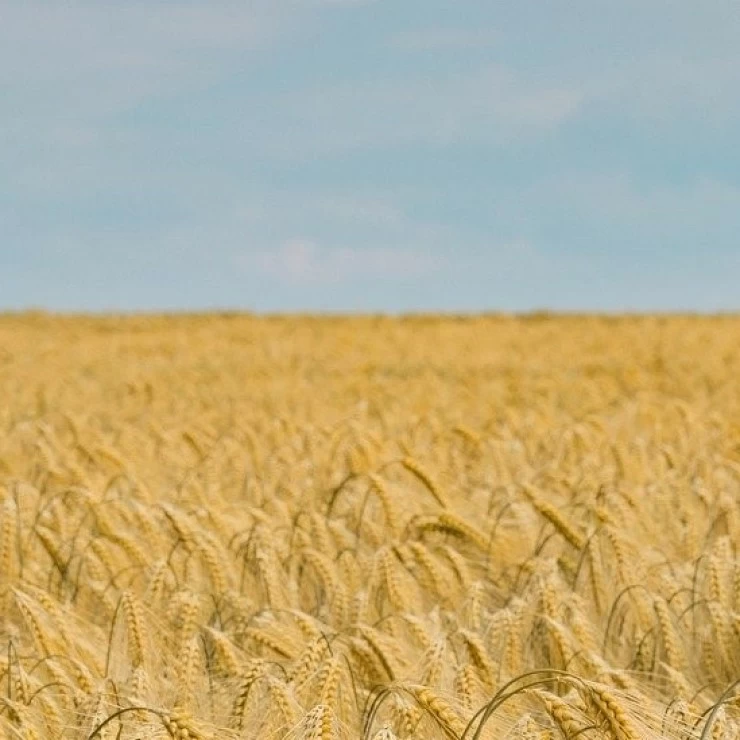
[2,0,739,313]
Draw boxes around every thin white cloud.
[533,174,740,229]
[391,28,499,52]
[0,3,295,121]
[308,0,378,5]
[240,240,444,283]
[307,195,405,225]
[591,53,740,123]
[260,64,582,157]
[0,1,307,201]
[1,5,273,78]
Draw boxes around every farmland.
[0,313,738,738]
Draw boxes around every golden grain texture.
[0,312,739,739]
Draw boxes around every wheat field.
[0,313,738,739]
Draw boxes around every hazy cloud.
[391,28,499,52]
[260,65,583,157]
[588,53,740,123]
[241,240,444,283]
[0,3,290,120]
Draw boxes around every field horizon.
[3,309,740,320]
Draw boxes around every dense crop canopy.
[0,313,738,739]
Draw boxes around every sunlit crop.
[0,313,738,739]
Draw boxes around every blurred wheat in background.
[0,313,739,739]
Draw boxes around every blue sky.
[2,0,739,312]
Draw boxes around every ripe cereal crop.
[0,312,739,739]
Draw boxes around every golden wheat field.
[1,313,739,739]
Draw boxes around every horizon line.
[2,308,739,320]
